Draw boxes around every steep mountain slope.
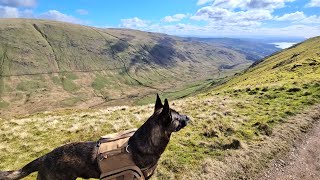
[222,36,320,89]
[0,35,319,180]
[0,19,257,116]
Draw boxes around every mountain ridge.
[0,18,279,116]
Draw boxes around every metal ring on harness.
[126,145,130,153]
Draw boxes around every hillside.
[0,32,319,180]
[189,37,280,61]
[0,18,267,116]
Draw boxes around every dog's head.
[129,94,190,170]
[154,94,190,133]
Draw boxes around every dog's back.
[0,142,100,180]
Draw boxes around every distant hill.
[0,19,278,116]
[189,37,281,61]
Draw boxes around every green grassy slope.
[0,36,319,179]
[0,19,256,116]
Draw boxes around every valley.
[0,19,279,117]
[0,19,319,179]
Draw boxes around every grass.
[135,78,219,105]
[91,73,111,91]
[0,21,319,179]
[57,72,80,92]
[51,75,62,85]
[16,79,47,92]
[0,18,255,116]
[61,77,79,92]
[0,81,318,179]
[60,97,84,107]
[0,98,9,108]
[0,78,5,94]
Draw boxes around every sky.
[0,0,320,38]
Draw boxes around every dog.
[0,95,190,180]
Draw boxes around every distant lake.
[270,42,297,49]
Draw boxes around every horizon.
[0,0,319,38]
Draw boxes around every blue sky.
[0,0,320,38]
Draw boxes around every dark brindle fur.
[0,95,190,180]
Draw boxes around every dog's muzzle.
[175,115,190,132]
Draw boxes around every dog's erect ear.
[160,99,172,126]
[162,99,170,114]
[160,99,171,125]
[155,94,163,112]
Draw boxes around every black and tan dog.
[0,95,189,180]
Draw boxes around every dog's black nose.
[182,115,190,122]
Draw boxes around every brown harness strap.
[97,129,156,180]
[100,166,144,180]
[141,163,158,178]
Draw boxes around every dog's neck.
[128,115,171,168]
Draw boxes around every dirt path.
[258,120,320,180]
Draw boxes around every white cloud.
[191,6,272,26]
[211,0,244,9]
[162,14,187,22]
[244,0,295,10]
[0,6,19,18]
[300,15,320,24]
[275,11,305,21]
[188,0,299,36]
[0,5,34,18]
[120,17,149,28]
[133,21,319,38]
[0,7,83,24]
[234,9,273,21]
[275,11,320,24]
[191,7,230,21]
[0,0,36,7]
[197,0,214,6]
[306,0,320,7]
[115,15,320,38]
[39,10,83,24]
[76,9,88,15]
[207,0,295,10]
[259,25,320,38]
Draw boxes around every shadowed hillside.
[0,19,266,116]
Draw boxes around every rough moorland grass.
[0,82,319,179]
[16,79,47,92]
[91,73,112,91]
[0,98,9,108]
[0,36,319,179]
[135,78,218,105]
[61,78,79,93]
[60,97,84,107]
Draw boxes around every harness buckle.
[126,145,130,153]
[99,154,105,161]
[96,140,101,147]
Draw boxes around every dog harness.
[97,129,158,180]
